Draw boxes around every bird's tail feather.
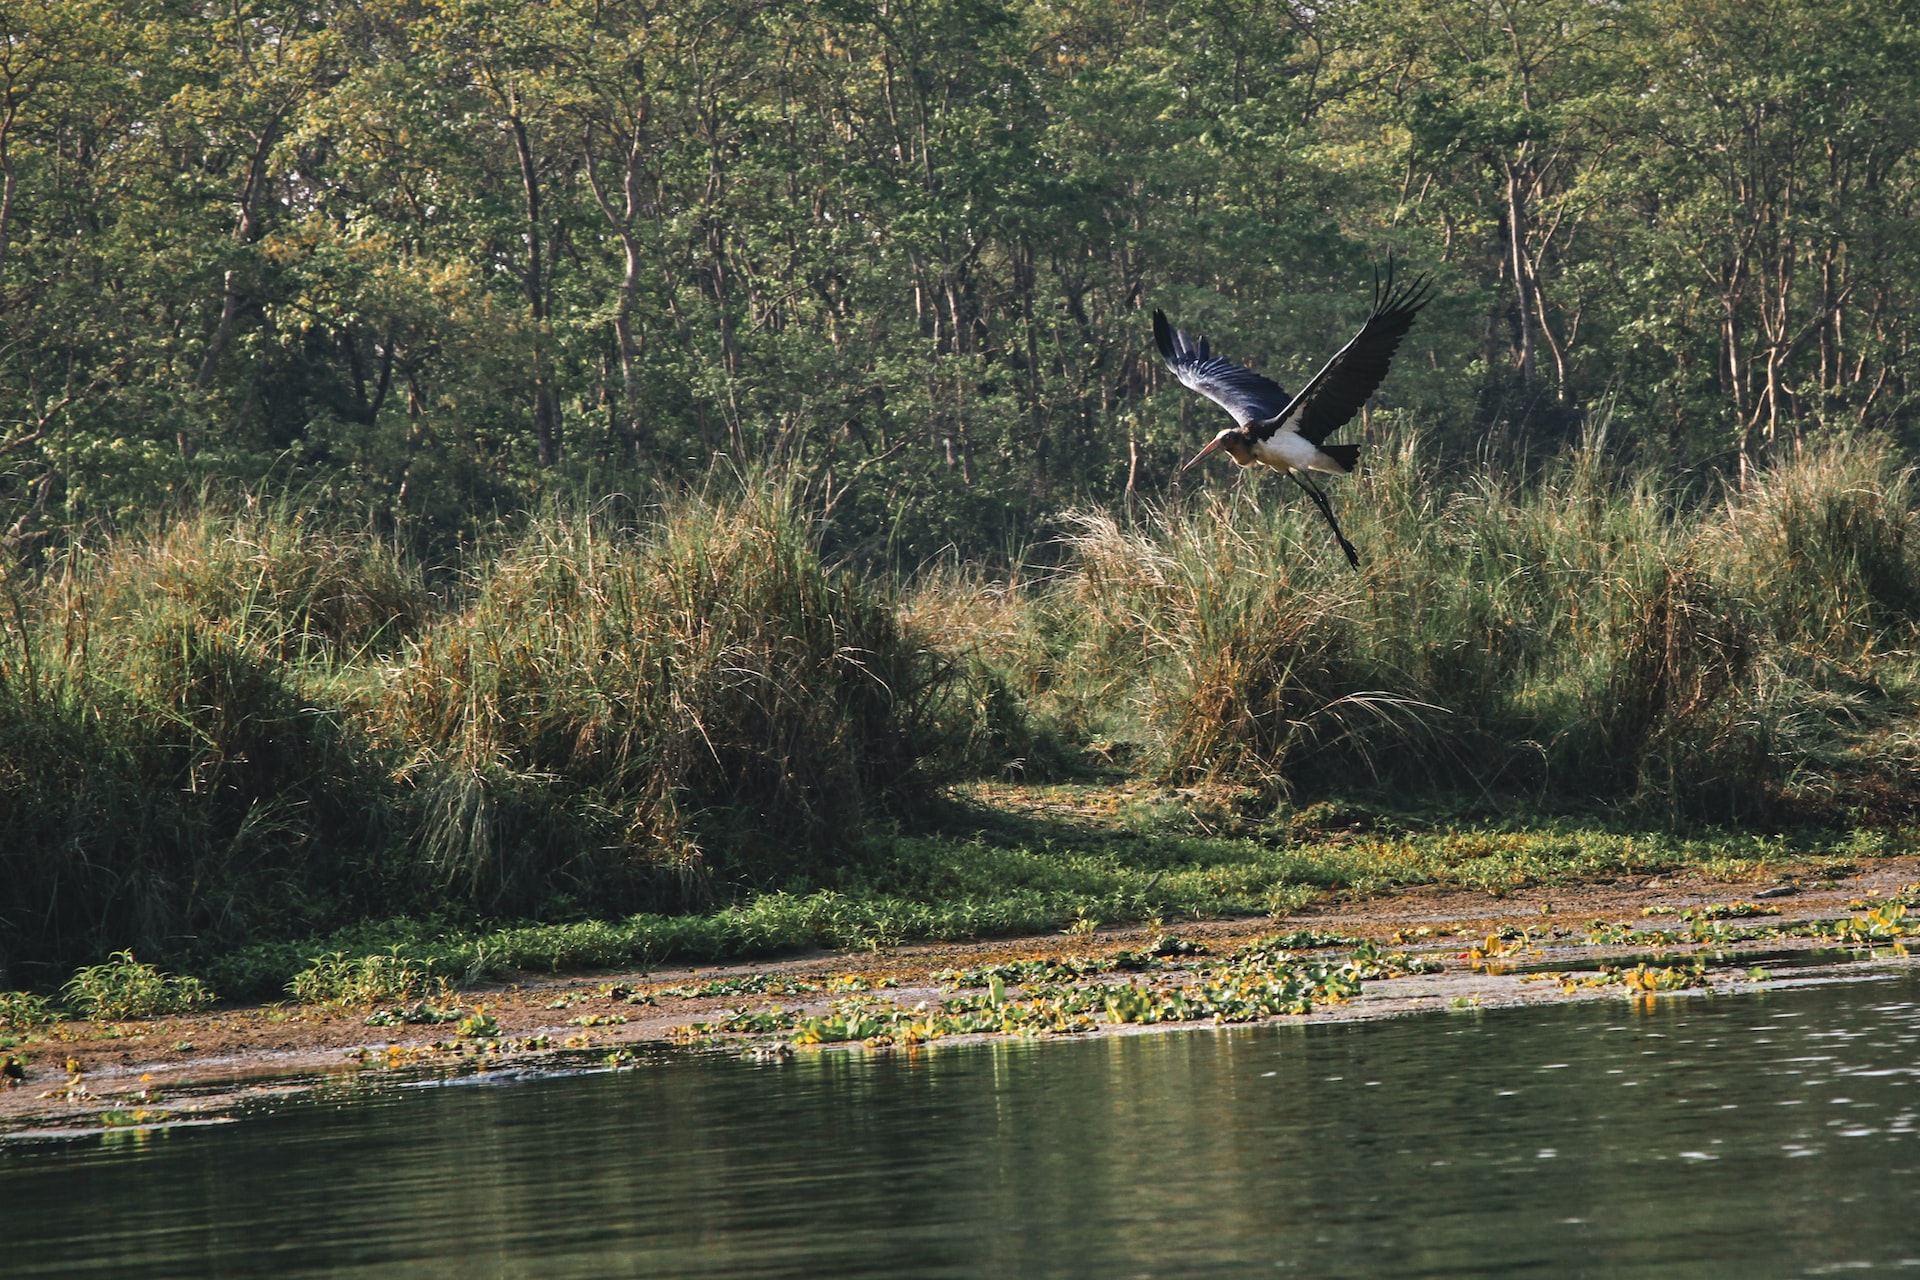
[1320,443,1360,474]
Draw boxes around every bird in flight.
[1154,262,1433,568]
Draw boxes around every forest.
[7,0,1920,990]
[5,0,1919,559]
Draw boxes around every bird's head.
[1182,428,1255,472]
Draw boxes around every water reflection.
[9,976,1920,1277]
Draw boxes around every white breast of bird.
[1254,430,1341,476]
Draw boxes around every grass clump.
[934,434,1920,823]
[1706,441,1920,652]
[61,951,214,1021]
[0,509,413,985]
[384,481,943,909]
[75,503,429,661]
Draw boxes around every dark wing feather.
[1153,309,1289,427]
[1252,262,1434,445]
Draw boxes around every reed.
[0,508,424,985]
[1704,441,1920,653]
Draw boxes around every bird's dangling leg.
[1290,471,1361,570]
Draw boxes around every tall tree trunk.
[613,239,644,448]
[193,275,242,396]
[512,113,560,466]
[1726,301,1751,486]
[187,111,284,456]
[370,328,395,417]
[1124,426,1140,514]
[1504,161,1537,386]
[0,108,16,294]
[584,119,650,459]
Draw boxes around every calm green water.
[8,974,1920,1278]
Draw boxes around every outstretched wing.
[1252,261,1434,445]
[1153,309,1289,427]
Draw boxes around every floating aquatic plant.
[677,942,1435,1049]
[1808,904,1910,945]
[363,1002,463,1027]
[455,1012,499,1038]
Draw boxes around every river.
[7,973,1920,1277]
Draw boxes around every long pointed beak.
[1180,434,1229,473]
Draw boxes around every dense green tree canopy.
[6,0,1920,559]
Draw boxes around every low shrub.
[0,990,56,1031]
[286,948,437,1006]
[62,952,215,1021]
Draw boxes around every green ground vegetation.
[216,790,1897,1005]
[60,952,214,1022]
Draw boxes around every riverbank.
[7,855,1917,1137]
[17,445,1920,995]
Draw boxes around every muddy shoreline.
[7,859,1919,1137]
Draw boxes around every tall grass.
[383,482,945,909]
[0,506,417,986]
[950,434,1920,821]
[8,442,1920,987]
[0,483,953,983]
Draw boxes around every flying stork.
[1154,263,1434,568]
